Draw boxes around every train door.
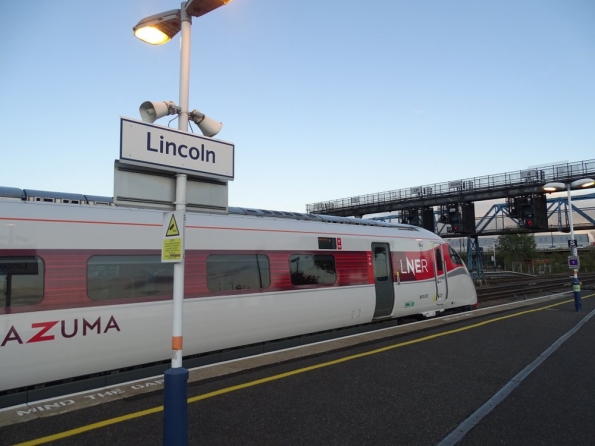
[372,243,395,318]
[434,243,448,305]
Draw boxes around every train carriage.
[0,188,477,399]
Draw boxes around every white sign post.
[118,115,234,446]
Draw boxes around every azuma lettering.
[1,316,121,347]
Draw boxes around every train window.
[373,247,389,281]
[289,254,336,286]
[207,254,270,292]
[87,256,174,300]
[0,256,44,307]
[448,246,464,265]
[435,248,443,272]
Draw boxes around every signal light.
[448,210,460,225]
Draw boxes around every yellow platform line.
[16,294,593,446]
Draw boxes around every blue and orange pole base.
[572,270,582,312]
[163,367,189,446]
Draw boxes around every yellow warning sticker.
[166,215,180,237]
[163,238,182,261]
[162,211,184,263]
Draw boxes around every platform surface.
[1,292,594,446]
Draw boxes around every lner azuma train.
[0,187,477,403]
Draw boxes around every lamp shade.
[542,182,566,192]
[133,9,181,45]
[185,0,232,18]
[571,178,595,188]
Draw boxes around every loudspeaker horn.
[189,109,222,137]
[139,100,177,123]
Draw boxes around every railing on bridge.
[306,159,595,214]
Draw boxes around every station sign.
[520,169,539,180]
[568,255,580,269]
[120,117,234,181]
[568,239,578,248]
[0,257,38,275]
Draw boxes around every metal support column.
[466,236,485,284]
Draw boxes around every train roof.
[0,186,113,205]
[228,207,419,230]
[0,186,25,200]
[0,186,420,231]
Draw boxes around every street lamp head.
[133,9,181,45]
[542,182,566,192]
[139,101,180,123]
[571,178,595,189]
[543,178,595,192]
[185,0,233,18]
[133,0,232,43]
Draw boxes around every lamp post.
[543,178,595,312]
[133,1,230,444]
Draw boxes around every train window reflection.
[373,247,389,281]
[0,256,44,307]
[87,256,173,300]
[289,254,336,285]
[449,247,464,265]
[207,254,270,292]
[435,248,443,272]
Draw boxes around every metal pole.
[164,3,191,445]
[5,274,11,307]
[178,4,191,134]
[171,174,187,367]
[567,184,582,312]
[171,1,191,365]
[567,184,576,256]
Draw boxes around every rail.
[477,272,595,301]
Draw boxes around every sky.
[1,0,594,213]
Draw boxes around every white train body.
[0,193,477,394]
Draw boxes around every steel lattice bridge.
[368,193,595,239]
[306,159,595,281]
[306,159,595,238]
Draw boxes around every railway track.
[477,272,595,303]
